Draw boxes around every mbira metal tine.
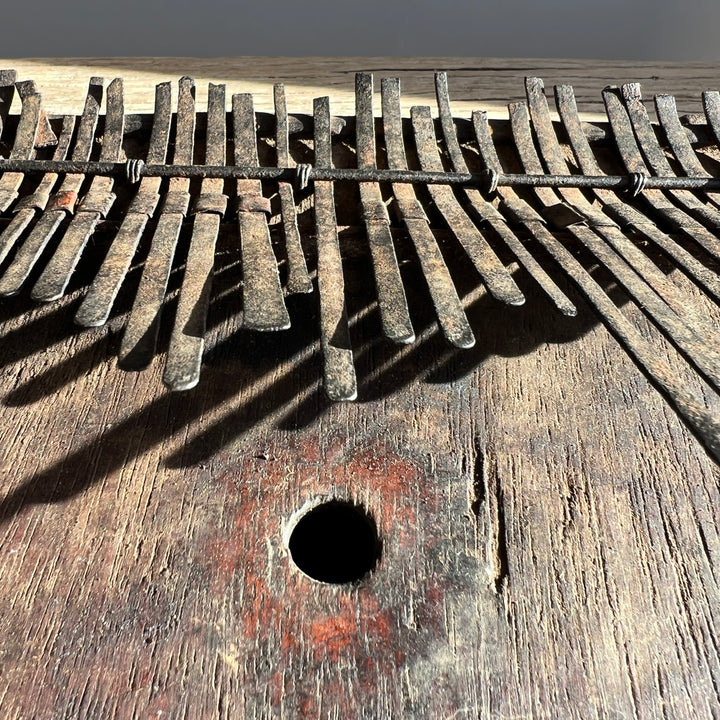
[0,70,17,140]
[473,109,584,317]
[410,104,525,307]
[233,92,290,331]
[0,77,103,297]
[355,73,414,344]
[602,87,720,261]
[313,95,357,402]
[472,107,720,463]
[525,77,715,335]
[622,83,720,229]
[75,81,173,327]
[0,115,75,267]
[0,81,42,212]
[510,100,720,395]
[274,83,312,295]
[556,84,720,303]
[655,94,714,179]
[702,91,720,147]
[31,77,124,302]
[163,82,226,391]
[120,77,196,370]
[381,78,474,349]
[435,72,575,316]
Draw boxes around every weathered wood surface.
[0,59,720,719]
[4,56,720,118]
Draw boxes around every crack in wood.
[471,438,509,594]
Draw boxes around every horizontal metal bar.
[1,157,720,192]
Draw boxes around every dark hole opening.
[288,500,380,584]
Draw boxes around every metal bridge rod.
[1,158,720,192]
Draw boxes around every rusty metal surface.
[75,81,172,327]
[411,105,524,307]
[435,72,575,316]
[0,84,41,212]
[380,77,474,349]
[313,95,357,402]
[510,100,720,396]
[524,77,715,338]
[0,111,72,267]
[603,87,720,261]
[163,82,225,391]
[274,84,312,295]
[233,92,290,332]
[355,72,414,344]
[472,107,720,463]
[555,84,720,303]
[119,77,196,370]
[0,78,102,296]
[31,77,124,302]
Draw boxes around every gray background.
[3,0,720,60]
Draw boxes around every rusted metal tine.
[410,104,525,307]
[0,78,103,297]
[656,92,720,207]
[0,82,42,213]
[526,77,715,335]
[556,84,720,304]
[473,107,720,463]
[435,72,575,316]
[233,92,290,331]
[75,82,173,327]
[163,82,226,391]
[355,73,415,343]
[602,87,720,261]
[119,77,196,370]
[0,70,17,140]
[702,91,720,147]
[622,83,720,230]
[0,115,75,267]
[655,94,712,177]
[511,100,720,394]
[381,78,474,349]
[31,78,124,302]
[313,95,357,401]
[274,83,312,294]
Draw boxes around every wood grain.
[0,59,719,719]
[2,57,720,118]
